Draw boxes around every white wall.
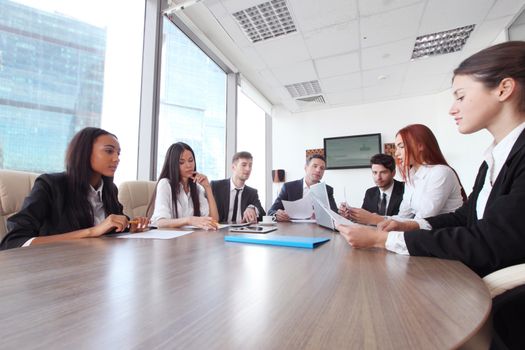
[271,90,492,208]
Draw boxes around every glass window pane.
[157,17,227,180]
[0,0,145,184]
[237,88,266,207]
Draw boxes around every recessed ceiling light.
[377,75,388,80]
[232,0,297,43]
[285,80,322,98]
[411,25,475,59]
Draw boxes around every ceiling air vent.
[296,95,326,105]
[411,24,475,59]
[232,0,296,43]
[285,80,322,98]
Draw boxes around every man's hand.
[275,209,290,222]
[348,208,382,225]
[338,202,351,219]
[242,207,258,223]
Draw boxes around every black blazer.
[268,178,338,215]
[405,128,525,277]
[362,179,404,216]
[1,172,124,250]
[211,178,265,223]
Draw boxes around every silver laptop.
[309,182,336,230]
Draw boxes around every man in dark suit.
[268,154,337,221]
[211,151,265,224]
[340,154,404,225]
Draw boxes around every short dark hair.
[306,154,326,165]
[232,151,253,163]
[370,153,396,172]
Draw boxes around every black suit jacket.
[211,178,265,223]
[362,179,404,216]
[1,172,124,250]
[405,128,525,277]
[268,178,338,215]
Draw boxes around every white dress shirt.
[392,164,463,221]
[23,182,106,247]
[378,182,394,214]
[228,178,244,223]
[151,178,209,224]
[386,122,525,255]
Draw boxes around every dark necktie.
[378,193,387,216]
[231,188,241,223]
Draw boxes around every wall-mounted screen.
[324,133,382,169]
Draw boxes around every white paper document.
[313,197,355,226]
[282,197,314,219]
[290,219,317,223]
[117,230,193,240]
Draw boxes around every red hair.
[397,124,467,201]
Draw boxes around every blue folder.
[224,234,330,249]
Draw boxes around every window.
[237,87,267,207]
[157,17,227,181]
[0,0,144,183]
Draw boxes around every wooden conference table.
[0,223,491,349]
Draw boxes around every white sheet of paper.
[313,196,355,226]
[282,197,313,219]
[117,230,193,240]
[290,219,316,223]
[180,224,229,230]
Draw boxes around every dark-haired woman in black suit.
[1,127,149,249]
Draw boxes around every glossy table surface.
[0,223,491,349]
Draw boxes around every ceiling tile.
[362,81,402,101]
[358,0,424,16]
[270,60,317,85]
[303,21,360,58]
[360,3,425,48]
[239,47,268,70]
[315,52,360,78]
[362,63,409,88]
[320,72,362,93]
[254,34,311,67]
[287,0,358,32]
[419,0,494,34]
[463,16,514,52]
[326,89,363,106]
[220,0,267,14]
[361,38,414,70]
[401,72,448,96]
[486,0,525,20]
[257,69,283,87]
[406,52,462,77]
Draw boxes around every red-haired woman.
[347,124,466,225]
[392,124,466,221]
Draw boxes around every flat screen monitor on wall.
[324,133,382,169]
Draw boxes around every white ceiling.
[174,0,525,112]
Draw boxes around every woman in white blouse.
[391,124,466,222]
[149,142,219,230]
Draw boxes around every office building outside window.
[0,0,144,183]
[157,17,227,181]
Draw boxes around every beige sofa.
[0,169,39,241]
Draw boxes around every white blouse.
[151,178,209,224]
[393,164,464,220]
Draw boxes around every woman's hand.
[89,214,129,237]
[377,219,420,232]
[189,216,218,231]
[336,224,388,249]
[191,172,211,189]
[129,216,150,232]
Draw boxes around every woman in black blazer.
[337,41,525,277]
[1,127,149,249]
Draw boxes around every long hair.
[147,142,201,218]
[65,127,122,228]
[397,124,467,202]
[454,41,525,113]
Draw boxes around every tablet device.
[229,225,277,234]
